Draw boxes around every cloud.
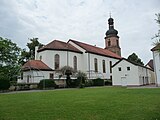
[0,0,159,63]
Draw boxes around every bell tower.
[105,16,121,56]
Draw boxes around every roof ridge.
[69,39,102,49]
[69,39,121,58]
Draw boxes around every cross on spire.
[109,11,112,18]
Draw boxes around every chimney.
[35,46,38,60]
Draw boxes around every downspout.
[67,50,69,66]
[88,53,90,79]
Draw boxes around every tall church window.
[108,40,111,46]
[55,54,60,70]
[116,40,119,46]
[110,61,112,73]
[102,60,106,73]
[94,58,98,72]
[73,56,77,71]
[39,56,42,61]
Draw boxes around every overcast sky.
[0,0,160,64]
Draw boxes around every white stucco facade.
[18,70,54,84]
[112,59,154,86]
[35,48,119,80]
[152,51,160,86]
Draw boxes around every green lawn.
[0,87,160,120]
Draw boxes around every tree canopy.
[19,38,43,64]
[153,13,160,45]
[0,37,21,81]
[127,53,144,65]
[0,37,21,66]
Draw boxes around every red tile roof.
[151,43,160,51]
[69,39,121,59]
[37,40,82,53]
[22,60,53,71]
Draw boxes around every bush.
[38,79,56,89]
[66,78,80,88]
[105,80,112,86]
[85,80,93,87]
[93,78,104,86]
[79,83,85,88]
[0,79,10,90]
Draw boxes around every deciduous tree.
[127,53,144,65]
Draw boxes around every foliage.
[0,77,10,90]
[105,79,112,86]
[60,66,78,88]
[0,37,21,65]
[1,87,160,120]
[93,78,104,86]
[0,37,21,81]
[127,53,144,65]
[152,13,160,51]
[19,38,43,64]
[85,80,93,87]
[38,79,56,89]
[60,66,76,75]
[27,38,43,60]
[66,79,80,88]
[76,71,87,83]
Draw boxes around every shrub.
[38,79,56,89]
[93,78,104,86]
[66,78,80,88]
[105,79,112,86]
[0,79,10,90]
[85,80,93,87]
[76,71,87,84]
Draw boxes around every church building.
[18,17,122,84]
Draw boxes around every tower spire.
[109,11,111,18]
[104,16,121,56]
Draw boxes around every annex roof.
[69,39,121,59]
[22,60,53,71]
[112,58,153,71]
[37,40,82,53]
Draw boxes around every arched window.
[73,56,77,71]
[116,39,119,46]
[94,58,98,72]
[55,54,60,70]
[108,40,111,46]
[102,60,106,73]
[39,56,42,61]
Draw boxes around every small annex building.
[20,60,54,83]
[112,58,155,86]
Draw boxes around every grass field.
[0,87,160,120]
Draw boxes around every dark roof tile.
[69,39,121,59]
[22,60,53,71]
[37,40,82,53]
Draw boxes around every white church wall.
[88,53,119,79]
[37,50,83,71]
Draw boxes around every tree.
[153,13,160,51]
[0,37,21,82]
[127,53,144,65]
[27,38,43,60]
[19,38,43,64]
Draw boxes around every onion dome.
[105,17,118,37]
